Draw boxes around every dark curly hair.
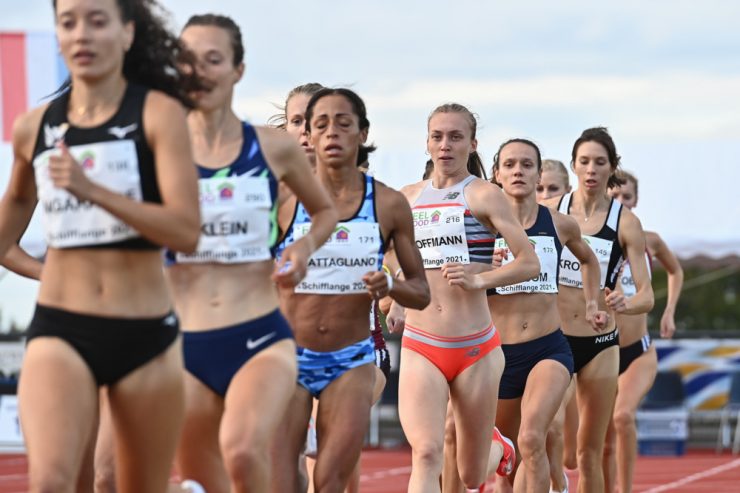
[52,0,202,107]
[305,87,377,167]
[571,127,625,189]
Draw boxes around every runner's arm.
[648,231,682,338]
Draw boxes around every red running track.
[2,449,740,492]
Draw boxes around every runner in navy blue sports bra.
[161,15,337,493]
[477,138,606,492]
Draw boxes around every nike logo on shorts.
[246,332,276,350]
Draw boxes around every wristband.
[382,265,394,293]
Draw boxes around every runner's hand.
[273,239,310,288]
[586,301,609,332]
[48,142,97,201]
[386,301,406,334]
[363,270,391,300]
[660,310,676,339]
[492,247,508,269]
[442,262,481,290]
[604,287,627,313]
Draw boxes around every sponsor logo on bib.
[80,151,95,170]
[335,225,350,242]
[218,183,234,200]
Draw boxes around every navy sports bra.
[488,205,562,296]
[167,122,279,265]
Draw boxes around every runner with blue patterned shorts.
[273,88,430,492]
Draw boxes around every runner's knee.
[518,427,546,460]
[613,408,636,433]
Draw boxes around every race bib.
[177,175,272,264]
[619,252,651,298]
[34,140,142,248]
[293,221,380,294]
[558,235,613,289]
[495,236,558,295]
[412,205,469,269]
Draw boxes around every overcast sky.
[0,0,738,327]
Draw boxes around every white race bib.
[177,175,272,264]
[294,221,380,294]
[34,141,142,248]
[495,236,559,295]
[412,205,469,269]
[619,252,651,298]
[558,235,613,289]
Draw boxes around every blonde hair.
[268,82,325,129]
[542,159,570,188]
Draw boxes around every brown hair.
[184,14,244,66]
[305,87,377,166]
[571,127,625,189]
[427,103,487,179]
[613,169,639,199]
[490,138,542,185]
[422,159,434,180]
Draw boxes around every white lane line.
[640,457,740,493]
[360,465,412,482]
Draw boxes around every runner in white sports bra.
[391,103,539,493]
[542,127,654,493]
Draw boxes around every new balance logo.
[108,123,138,139]
[444,192,460,200]
[246,332,276,350]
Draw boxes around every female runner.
[534,158,579,493]
[271,82,325,166]
[536,159,571,202]
[392,103,540,493]
[602,170,683,493]
[167,15,337,493]
[272,88,430,493]
[548,127,654,493]
[0,0,202,491]
[274,82,392,493]
[482,139,605,493]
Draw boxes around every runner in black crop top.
[32,84,161,250]
[0,1,203,491]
